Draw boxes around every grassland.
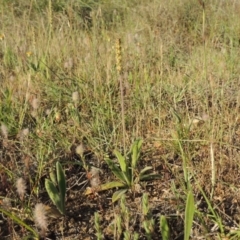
[1,0,240,239]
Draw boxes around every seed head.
[64,57,73,70]
[1,123,8,139]
[16,178,27,200]
[31,98,40,110]
[201,113,209,121]
[72,91,79,104]
[2,198,12,210]
[19,128,29,141]
[90,174,101,188]
[90,167,100,177]
[89,167,101,188]
[76,143,85,157]
[115,38,122,75]
[31,110,38,118]
[45,109,51,116]
[34,203,48,237]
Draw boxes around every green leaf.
[49,170,57,186]
[112,189,128,203]
[198,183,224,233]
[184,190,195,240]
[100,181,126,191]
[111,152,131,186]
[105,158,126,183]
[56,161,66,214]
[45,179,63,214]
[0,208,38,237]
[131,139,143,169]
[133,232,139,240]
[139,166,153,176]
[160,215,170,240]
[140,173,161,181]
[122,171,132,187]
[114,149,127,172]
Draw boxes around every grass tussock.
[1,0,240,239]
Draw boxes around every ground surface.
[1,0,240,239]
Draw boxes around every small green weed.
[94,211,104,240]
[160,215,170,240]
[142,193,155,240]
[109,194,140,240]
[86,139,160,202]
[45,161,66,215]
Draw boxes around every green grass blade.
[0,208,38,237]
[197,183,224,233]
[45,179,62,214]
[184,190,195,240]
[56,161,66,214]
[160,215,170,240]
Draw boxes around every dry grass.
[1,0,240,239]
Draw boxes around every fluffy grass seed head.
[76,143,85,157]
[64,57,73,70]
[45,109,51,116]
[31,98,40,110]
[34,203,48,236]
[1,123,8,139]
[115,38,122,75]
[31,110,38,118]
[89,167,101,188]
[16,178,27,200]
[19,128,29,141]
[72,91,79,104]
[2,198,12,210]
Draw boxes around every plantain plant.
[85,139,160,202]
[45,161,66,215]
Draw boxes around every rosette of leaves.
[85,139,160,202]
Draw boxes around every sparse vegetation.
[1,0,240,239]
